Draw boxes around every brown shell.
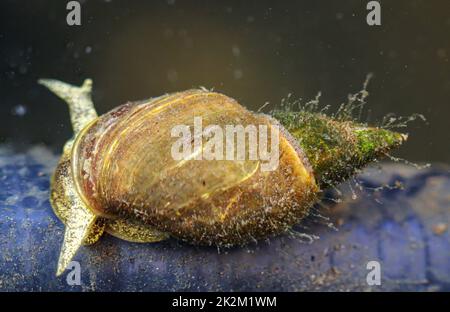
[72,89,318,246]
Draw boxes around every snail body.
[39,79,406,276]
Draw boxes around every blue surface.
[0,145,449,291]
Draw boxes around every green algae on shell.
[273,110,407,188]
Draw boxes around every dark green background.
[1,0,449,163]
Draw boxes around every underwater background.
[1,1,450,292]
[0,0,449,162]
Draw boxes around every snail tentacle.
[38,78,98,134]
[56,208,98,276]
[50,150,103,276]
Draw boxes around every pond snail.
[38,78,407,276]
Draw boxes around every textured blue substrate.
[0,145,449,291]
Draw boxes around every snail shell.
[72,89,318,246]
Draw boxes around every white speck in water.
[12,104,27,117]
[167,69,178,83]
[167,0,175,5]
[437,48,447,59]
[85,46,92,54]
[19,65,28,74]
[233,69,243,80]
[232,45,241,57]
[336,12,344,20]
[164,28,174,38]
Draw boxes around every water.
[0,0,449,163]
